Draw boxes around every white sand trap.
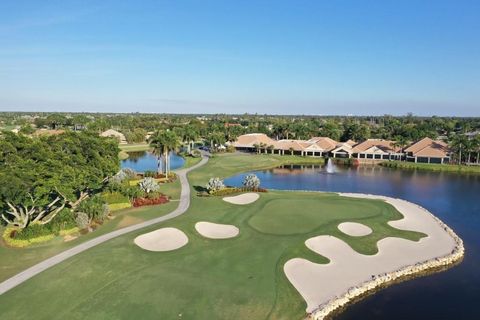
[338,222,372,236]
[284,193,458,313]
[195,222,239,239]
[134,227,188,252]
[223,193,259,205]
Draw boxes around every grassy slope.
[0,153,425,320]
[381,160,480,174]
[118,143,151,152]
[0,180,181,282]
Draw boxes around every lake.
[121,151,185,173]
[225,163,480,320]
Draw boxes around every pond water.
[121,151,185,173]
[225,163,480,320]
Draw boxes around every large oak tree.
[0,131,119,229]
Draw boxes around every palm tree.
[164,131,181,177]
[149,131,166,175]
[393,136,409,161]
[253,143,260,154]
[182,128,197,154]
[449,134,468,164]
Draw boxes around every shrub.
[226,145,236,153]
[205,177,225,193]
[75,212,90,230]
[108,202,132,212]
[139,177,160,194]
[111,168,137,184]
[190,149,201,158]
[132,195,169,207]
[2,227,55,248]
[101,191,130,204]
[13,223,53,240]
[144,170,157,178]
[243,174,261,189]
[77,195,109,221]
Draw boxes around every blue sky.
[0,0,479,116]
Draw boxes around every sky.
[0,0,479,116]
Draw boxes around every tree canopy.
[0,131,119,228]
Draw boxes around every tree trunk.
[157,156,163,174]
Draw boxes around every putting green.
[249,196,396,235]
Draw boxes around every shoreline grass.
[381,160,480,174]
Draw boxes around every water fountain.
[325,158,336,174]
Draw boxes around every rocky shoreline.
[306,199,465,320]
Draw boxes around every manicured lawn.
[183,155,202,169]
[0,154,425,320]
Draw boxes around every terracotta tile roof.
[405,137,450,158]
[306,137,338,151]
[352,139,400,153]
[274,140,306,151]
[233,133,275,148]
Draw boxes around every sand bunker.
[223,193,259,205]
[134,227,188,252]
[284,193,459,313]
[338,222,372,236]
[195,222,239,239]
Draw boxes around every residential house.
[404,137,450,164]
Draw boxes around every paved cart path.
[0,154,209,295]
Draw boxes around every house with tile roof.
[404,137,450,164]
[351,139,403,161]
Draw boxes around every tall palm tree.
[393,136,409,161]
[182,128,197,154]
[449,134,468,164]
[164,131,181,177]
[149,131,166,175]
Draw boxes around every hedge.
[101,191,130,204]
[108,202,132,212]
[2,226,56,248]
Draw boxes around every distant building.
[233,133,276,152]
[330,140,356,158]
[100,129,127,144]
[232,133,452,165]
[351,139,403,161]
[404,137,450,164]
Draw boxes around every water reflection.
[121,151,185,172]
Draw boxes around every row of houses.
[232,133,451,164]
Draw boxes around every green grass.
[119,143,151,152]
[381,160,480,174]
[182,155,202,169]
[0,153,426,320]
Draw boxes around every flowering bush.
[205,177,225,193]
[243,174,261,189]
[139,177,160,194]
[132,195,169,207]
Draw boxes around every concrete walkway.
[0,154,209,295]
